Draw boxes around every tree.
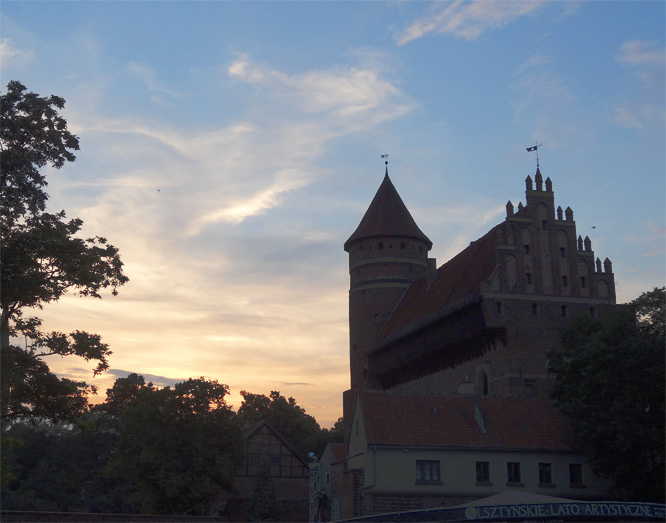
[247,463,282,522]
[105,377,244,515]
[0,81,128,422]
[236,390,328,459]
[548,287,665,502]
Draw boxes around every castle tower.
[344,167,433,389]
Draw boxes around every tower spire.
[381,153,389,175]
[526,141,542,170]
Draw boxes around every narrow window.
[524,245,530,255]
[580,276,586,288]
[507,462,522,485]
[539,463,553,485]
[562,275,568,287]
[378,241,384,250]
[400,242,406,250]
[476,461,490,484]
[355,421,359,436]
[526,273,532,285]
[561,305,568,317]
[589,306,596,317]
[326,473,330,483]
[496,301,502,314]
[416,460,441,484]
[569,464,584,486]
[560,247,566,258]
[542,220,548,230]
[532,303,539,316]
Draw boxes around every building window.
[562,275,568,287]
[326,473,330,483]
[378,241,384,249]
[478,371,489,396]
[355,421,359,436]
[532,303,539,316]
[524,245,530,255]
[526,273,532,285]
[401,242,406,250]
[560,247,566,258]
[539,463,554,486]
[476,461,491,484]
[569,463,584,487]
[496,301,502,314]
[416,460,441,484]
[580,276,586,288]
[542,220,548,230]
[561,305,568,317]
[507,462,522,485]
[589,306,597,317]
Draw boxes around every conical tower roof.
[344,171,432,251]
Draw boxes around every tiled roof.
[344,173,432,251]
[359,390,577,451]
[374,223,502,346]
[329,442,347,463]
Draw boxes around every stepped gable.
[359,390,576,450]
[344,172,432,251]
[374,223,502,346]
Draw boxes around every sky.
[1,0,664,429]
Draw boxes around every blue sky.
[2,0,664,428]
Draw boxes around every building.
[328,163,617,520]
[226,420,310,521]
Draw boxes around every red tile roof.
[345,173,432,251]
[374,224,502,346]
[358,390,577,451]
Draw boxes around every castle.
[324,163,616,520]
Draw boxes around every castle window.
[526,273,532,285]
[496,301,502,314]
[580,276,586,288]
[560,247,566,258]
[561,305,568,317]
[569,464,584,487]
[524,245,530,255]
[476,461,491,484]
[416,460,441,484]
[562,275,568,287]
[542,220,548,230]
[355,421,359,436]
[539,463,554,486]
[589,306,597,317]
[507,462,523,485]
[378,241,384,249]
[532,303,539,316]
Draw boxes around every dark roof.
[374,223,502,345]
[345,172,432,251]
[243,420,309,467]
[327,442,347,463]
[358,390,577,451]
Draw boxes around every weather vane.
[526,141,542,168]
[381,153,389,166]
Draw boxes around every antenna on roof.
[526,142,542,169]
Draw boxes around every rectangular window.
[532,303,539,316]
[526,273,532,284]
[416,460,441,484]
[476,461,490,484]
[561,305,568,317]
[507,462,522,485]
[569,463,584,486]
[538,463,553,485]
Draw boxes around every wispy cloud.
[613,40,665,132]
[128,61,181,101]
[395,0,545,45]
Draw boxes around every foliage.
[0,81,128,423]
[549,287,665,502]
[104,377,245,515]
[236,390,328,459]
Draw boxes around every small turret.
[584,236,592,252]
[565,207,574,221]
[604,258,613,273]
[506,201,514,217]
[535,169,543,190]
[557,206,563,220]
[525,176,533,191]
[545,177,552,192]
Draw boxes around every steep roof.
[373,223,502,347]
[358,390,577,451]
[344,172,432,251]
